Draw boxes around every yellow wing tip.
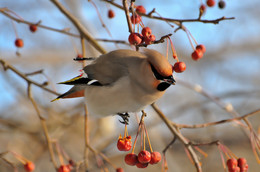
[58,76,82,84]
[51,98,60,102]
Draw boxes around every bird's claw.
[117,113,130,125]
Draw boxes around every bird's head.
[142,49,175,91]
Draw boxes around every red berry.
[228,166,240,172]
[58,165,70,172]
[200,4,206,12]
[191,49,203,61]
[136,162,148,168]
[196,44,206,53]
[131,15,141,24]
[136,5,146,14]
[227,158,238,170]
[29,24,37,32]
[141,27,152,37]
[24,161,35,172]
[116,167,124,172]
[144,34,156,44]
[15,38,24,48]
[218,0,226,9]
[108,9,115,18]
[206,0,215,7]
[128,33,143,45]
[149,152,161,164]
[173,62,186,73]
[117,136,132,151]
[138,150,151,164]
[237,158,248,171]
[125,153,138,166]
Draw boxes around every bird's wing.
[52,49,146,101]
[83,49,145,85]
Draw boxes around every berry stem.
[217,145,227,170]
[184,147,194,165]
[11,21,18,38]
[144,124,153,153]
[166,38,169,60]
[11,151,27,164]
[55,142,65,165]
[124,123,128,138]
[250,132,260,163]
[168,37,179,61]
[183,26,195,51]
[187,29,198,45]
[194,146,207,158]
[143,124,146,151]
[131,118,143,154]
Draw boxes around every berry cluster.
[217,143,249,172]
[226,158,248,172]
[191,44,206,61]
[116,115,162,169]
[128,27,156,45]
[127,5,156,46]
[125,150,161,168]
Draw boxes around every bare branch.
[50,0,107,54]
[174,109,260,129]
[0,58,59,96]
[151,103,202,172]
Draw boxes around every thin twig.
[104,0,235,25]
[1,158,18,172]
[174,109,260,129]
[0,59,59,96]
[162,137,177,154]
[0,9,79,38]
[151,103,202,172]
[27,83,58,169]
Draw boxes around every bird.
[52,49,175,122]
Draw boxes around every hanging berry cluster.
[127,5,156,46]
[117,113,162,169]
[218,143,249,172]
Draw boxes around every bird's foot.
[117,112,130,125]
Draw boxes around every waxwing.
[52,49,175,117]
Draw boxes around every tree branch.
[0,58,59,96]
[50,0,107,54]
[173,109,260,129]
[151,103,202,172]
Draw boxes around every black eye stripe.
[150,64,171,80]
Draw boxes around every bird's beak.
[164,76,176,85]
